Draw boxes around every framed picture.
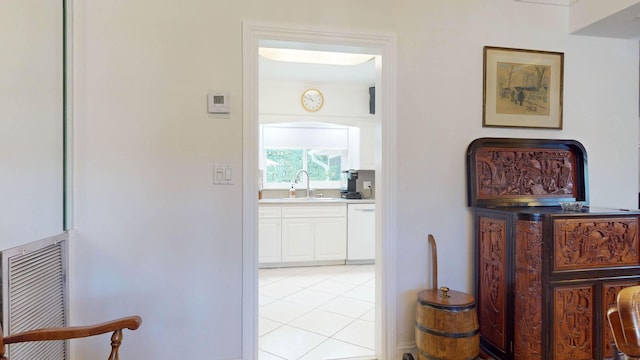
[483,46,564,129]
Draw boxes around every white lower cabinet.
[258,206,282,264]
[259,218,282,263]
[281,218,315,262]
[347,203,375,262]
[282,205,347,263]
[313,217,347,261]
[260,204,347,266]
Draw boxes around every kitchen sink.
[281,197,342,202]
[259,197,345,203]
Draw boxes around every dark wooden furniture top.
[0,315,141,360]
[467,137,588,208]
[467,137,640,360]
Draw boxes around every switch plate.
[213,164,232,185]
[207,91,230,114]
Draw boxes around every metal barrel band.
[417,301,477,312]
[415,321,479,338]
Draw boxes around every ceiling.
[519,0,640,39]
[258,39,378,84]
[515,0,575,5]
[571,2,640,39]
[259,56,376,84]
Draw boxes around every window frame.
[260,122,357,190]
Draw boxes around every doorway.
[242,23,397,360]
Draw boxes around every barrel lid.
[417,288,475,308]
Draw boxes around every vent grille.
[2,233,68,360]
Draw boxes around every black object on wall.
[369,86,375,114]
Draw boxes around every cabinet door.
[314,217,347,261]
[259,218,282,264]
[347,204,375,261]
[282,218,315,262]
[552,283,595,360]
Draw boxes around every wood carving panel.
[554,286,593,360]
[553,286,594,360]
[475,147,576,199]
[478,217,506,349]
[603,282,640,358]
[554,218,639,270]
[514,220,543,360]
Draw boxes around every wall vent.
[1,233,68,360]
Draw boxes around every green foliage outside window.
[307,151,341,181]
[266,149,303,183]
[266,148,342,184]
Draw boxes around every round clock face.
[301,89,324,112]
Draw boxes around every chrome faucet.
[294,169,310,199]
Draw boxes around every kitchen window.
[260,123,359,189]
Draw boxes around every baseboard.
[259,260,346,268]
[397,341,417,360]
[346,259,375,265]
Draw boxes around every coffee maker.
[340,169,374,199]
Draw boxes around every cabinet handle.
[354,209,375,212]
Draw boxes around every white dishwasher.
[347,203,375,264]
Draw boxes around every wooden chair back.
[608,286,640,359]
[0,315,141,360]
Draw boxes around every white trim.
[242,22,260,360]
[64,0,74,231]
[242,22,397,360]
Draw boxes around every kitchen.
[256,46,380,359]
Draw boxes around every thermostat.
[207,91,230,114]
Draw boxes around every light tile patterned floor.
[259,265,376,360]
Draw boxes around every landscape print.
[495,61,551,116]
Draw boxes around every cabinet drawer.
[282,205,346,218]
[259,206,281,219]
[553,217,640,271]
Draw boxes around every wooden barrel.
[415,287,479,360]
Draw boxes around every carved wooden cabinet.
[467,138,640,360]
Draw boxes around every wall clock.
[301,88,324,112]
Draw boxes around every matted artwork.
[483,46,564,129]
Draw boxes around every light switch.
[213,163,232,185]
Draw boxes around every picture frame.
[483,46,564,129]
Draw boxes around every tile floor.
[259,264,376,360]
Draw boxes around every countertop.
[477,205,640,215]
[259,198,375,205]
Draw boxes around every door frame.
[242,22,397,360]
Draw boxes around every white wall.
[0,0,64,248]
[70,0,638,359]
[259,80,377,170]
[260,81,372,123]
